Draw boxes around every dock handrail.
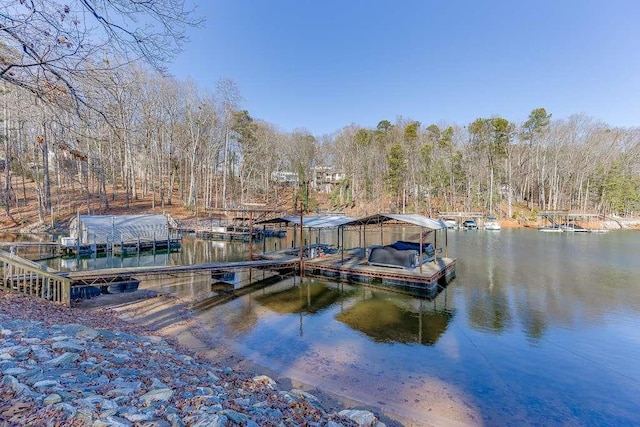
[0,249,72,306]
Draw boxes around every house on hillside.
[271,171,299,185]
[312,166,346,193]
[68,214,173,245]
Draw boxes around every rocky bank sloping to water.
[0,292,386,427]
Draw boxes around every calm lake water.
[37,229,640,425]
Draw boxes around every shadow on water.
[335,290,455,345]
[253,280,356,315]
[192,272,292,312]
[233,272,455,346]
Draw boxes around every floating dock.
[258,247,456,296]
[60,238,181,257]
[112,238,181,256]
[195,226,264,242]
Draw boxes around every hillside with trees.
[2,2,639,231]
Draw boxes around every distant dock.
[60,237,182,257]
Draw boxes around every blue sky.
[170,0,640,135]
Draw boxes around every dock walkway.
[61,258,299,284]
[1,248,298,306]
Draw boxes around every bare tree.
[1,0,202,113]
[216,78,242,210]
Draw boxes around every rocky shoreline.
[0,291,388,426]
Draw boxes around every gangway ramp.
[62,259,299,284]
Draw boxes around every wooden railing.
[0,249,71,306]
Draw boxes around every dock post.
[299,201,304,280]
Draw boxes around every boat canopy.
[256,214,446,230]
[255,215,356,228]
[341,214,447,230]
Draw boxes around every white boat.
[484,214,501,230]
[538,225,563,232]
[484,221,501,230]
[559,223,589,232]
[444,220,458,230]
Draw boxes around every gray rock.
[166,412,185,427]
[147,420,172,427]
[46,351,80,366]
[33,379,61,389]
[150,377,168,389]
[122,410,157,422]
[207,371,220,382]
[64,324,100,340]
[99,408,119,418]
[11,346,32,358]
[106,387,137,397]
[266,408,283,419]
[52,340,86,352]
[252,374,277,389]
[94,374,110,385]
[53,402,77,419]
[111,353,132,365]
[278,390,298,405]
[30,347,53,362]
[290,389,323,407]
[187,414,228,427]
[97,330,141,342]
[0,345,19,354]
[22,366,44,379]
[2,374,32,395]
[233,397,251,407]
[97,415,133,426]
[219,409,247,424]
[44,393,63,404]
[3,367,27,375]
[196,386,214,395]
[139,388,174,403]
[338,409,380,426]
[113,378,143,387]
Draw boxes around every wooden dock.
[60,238,182,257]
[258,247,456,296]
[61,258,299,283]
[112,238,181,255]
[1,248,298,306]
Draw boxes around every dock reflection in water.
[253,281,355,315]
[335,291,454,345]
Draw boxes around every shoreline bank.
[89,290,415,427]
[0,290,390,426]
[94,290,479,427]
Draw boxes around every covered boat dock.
[256,213,456,296]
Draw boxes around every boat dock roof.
[257,213,447,230]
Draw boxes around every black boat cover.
[368,246,418,269]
